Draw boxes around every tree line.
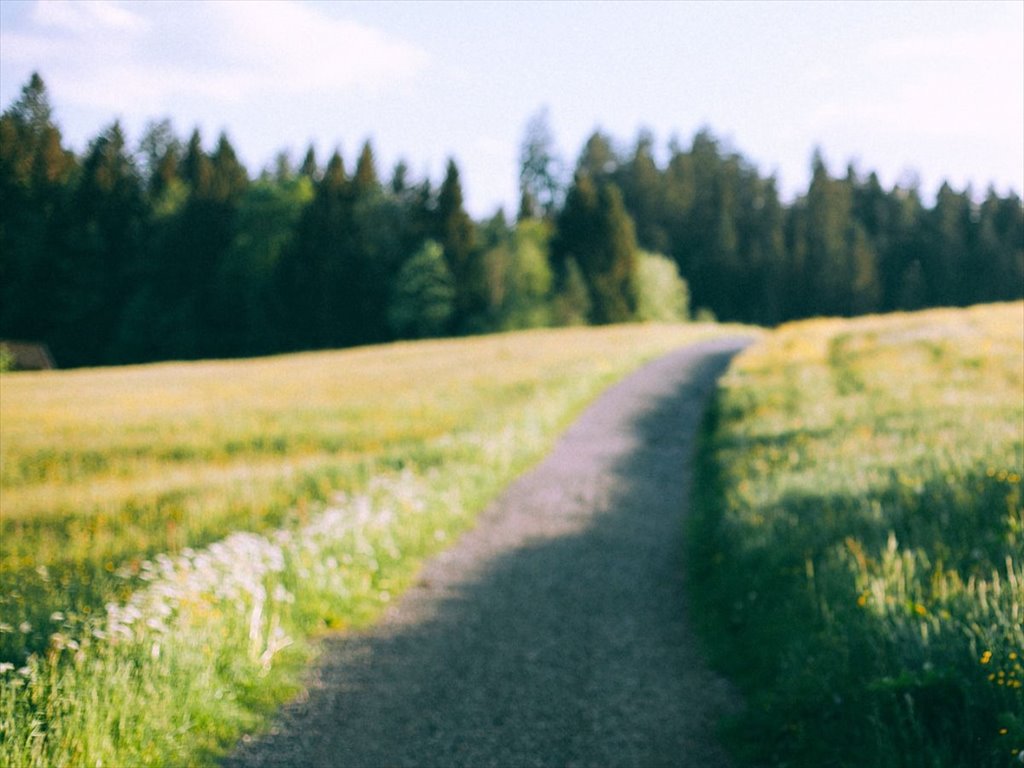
[1,74,1020,368]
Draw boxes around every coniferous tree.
[589,182,638,323]
[0,73,76,350]
[518,107,563,220]
[138,118,181,201]
[211,172,312,356]
[978,190,1024,302]
[435,158,478,327]
[883,182,928,311]
[280,150,351,348]
[184,133,249,356]
[299,145,319,181]
[388,240,455,338]
[348,140,406,344]
[2,74,1022,364]
[798,151,862,315]
[616,130,667,253]
[925,182,973,307]
[59,121,145,365]
[576,131,619,184]
[553,170,637,323]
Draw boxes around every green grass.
[690,302,1023,768]
[0,323,744,767]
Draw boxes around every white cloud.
[1,0,430,115]
[213,1,429,95]
[31,0,150,34]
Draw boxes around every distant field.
[691,303,1023,767]
[0,323,742,767]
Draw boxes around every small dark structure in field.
[0,341,56,371]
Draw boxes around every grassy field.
[0,323,743,767]
[690,302,1023,767]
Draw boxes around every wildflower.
[272,584,294,604]
[0,662,14,674]
[18,621,32,634]
[50,611,65,622]
[981,650,993,664]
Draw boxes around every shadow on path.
[224,337,751,768]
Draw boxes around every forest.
[1,73,1021,368]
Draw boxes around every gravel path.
[224,337,749,768]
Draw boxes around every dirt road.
[224,336,749,768]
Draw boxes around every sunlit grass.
[0,322,746,767]
[690,302,1023,768]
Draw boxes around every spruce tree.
[281,150,353,348]
[617,130,666,253]
[0,73,76,350]
[435,158,477,327]
[388,240,455,338]
[60,121,145,365]
[552,171,637,323]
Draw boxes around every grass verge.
[689,302,1023,767]
[0,323,743,767]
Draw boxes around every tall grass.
[0,323,741,767]
[690,303,1023,767]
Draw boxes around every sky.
[1,0,1021,218]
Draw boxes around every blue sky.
[1,0,1021,217]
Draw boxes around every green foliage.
[0,344,13,373]
[690,303,1024,767]
[1,73,1022,369]
[388,240,455,338]
[553,173,638,324]
[435,159,477,323]
[475,219,555,331]
[633,251,689,322]
[552,257,591,326]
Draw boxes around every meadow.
[0,323,741,767]
[690,302,1023,767]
